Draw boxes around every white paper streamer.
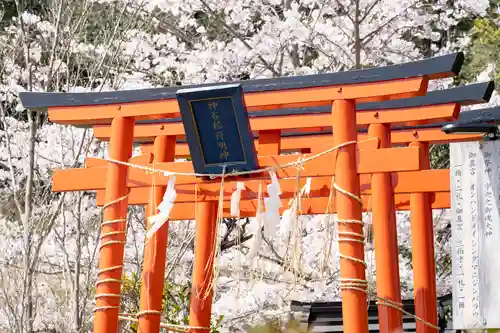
[230,182,246,217]
[247,213,264,260]
[277,178,311,240]
[264,198,281,238]
[264,170,282,238]
[248,184,264,259]
[302,177,312,196]
[279,200,297,239]
[267,170,281,196]
[146,176,176,239]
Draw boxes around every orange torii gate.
[18,52,494,333]
[86,80,493,333]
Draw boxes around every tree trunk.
[73,199,82,332]
[354,0,361,69]
[22,108,37,333]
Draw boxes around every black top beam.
[457,105,500,123]
[19,53,464,109]
[388,106,500,132]
[311,105,500,134]
[133,81,494,126]
[358,81,493,110]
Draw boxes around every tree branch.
[198,0,279,77]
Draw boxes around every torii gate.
[19,52,495,333]
[85,80,494,333]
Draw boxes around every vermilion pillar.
[332,99,369,333]
[368,123,403,333]
[138,135,176,333]
[94,117,135,333]
[189,201,218,333]
[409,141,438,332]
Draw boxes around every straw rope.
[200,165,227,301]
[94,139,439,331]
[139,161,164,319]
[93,191,130,312]
[102,140,361,178]
[289,161,305,284]
[319,175,336,276]
[329,143,439,331]
[136,309,163,317]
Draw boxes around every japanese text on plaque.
[208,100,230,161]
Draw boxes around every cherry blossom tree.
[0,0,497,331]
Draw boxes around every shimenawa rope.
[95,139,438,330]
[94,172,211,331]
[102,140,362,178]
[138,162,163,318]
[330,144,438,330]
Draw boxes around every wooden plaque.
[176,84,258,175]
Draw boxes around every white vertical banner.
[450,141,500,330]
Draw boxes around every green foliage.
[211,315,225,333]
[457,1,500,85]
[120,274,223,333]
[459,17,500,84]
[121,272,142,323]
[160,281,190,330]
[429,144,450,169]
[246,319,307,333]
[427,1,500,171]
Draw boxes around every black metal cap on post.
[441,122,500,140]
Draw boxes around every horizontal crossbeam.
[53,146,421,191]
[97,193,450,220]
[85,153,153,167]
[92,84,495,144]
[140,128,481,157]
[93,104,460,142]
[94,169,450,204]
[135,104,497,158]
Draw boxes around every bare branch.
[359,0,383,24]
[198,0,279,77]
